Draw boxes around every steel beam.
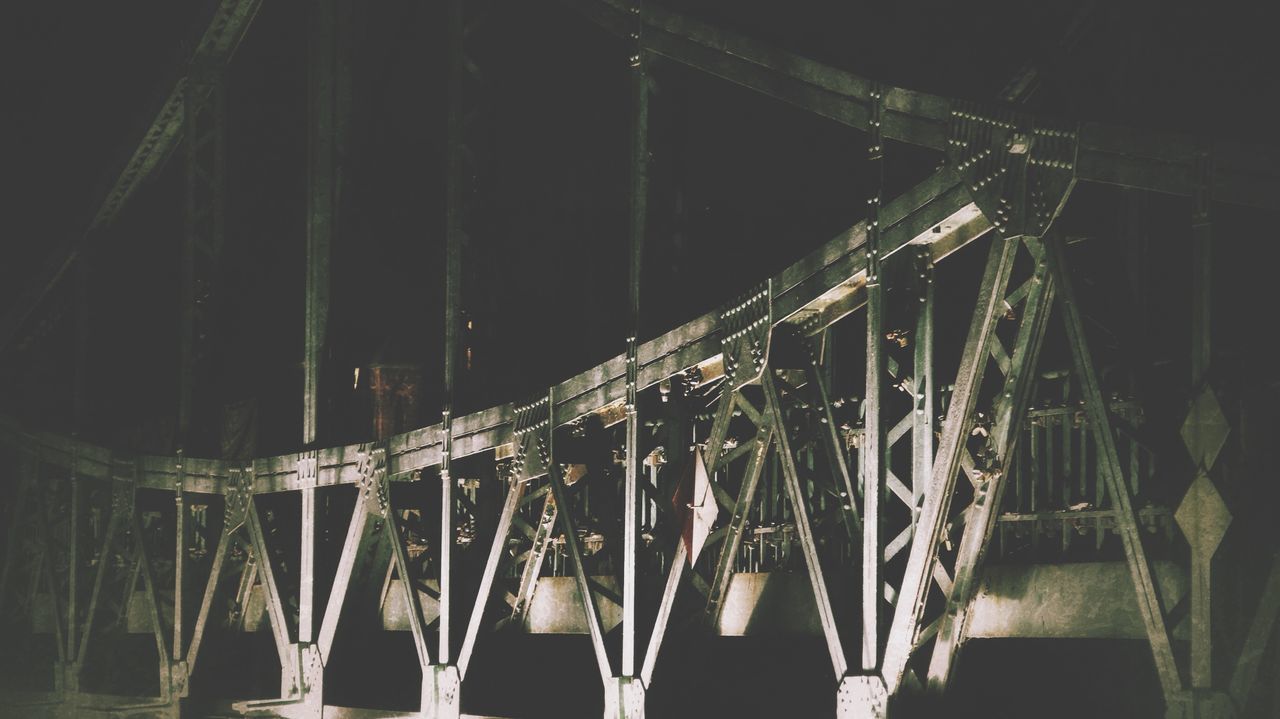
[0,164,990,498]
[561,0,1280,211]
[639,388,736,687]
[882,235,1019,694]
[457,470,524,679]
[764,371,848,680]
[621,0,650,684]
[925,237,1055,691]
[911,248,934,526]
[1046,235,1181,701]
[862,84,886,673]
[544,389,614,685]
[705,420,774,622]
[0,0,262,358]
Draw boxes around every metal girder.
[911,248,935,530]
[0,160,991,498]
[130,512,173,695]
[621,0,651,685]
[639,387,736,687]
[244,494,301,694]
[0,0,262,358]
[183,467,297,699]
[457,468,524,679]
[763,371,849,680]
[882,235,1020,694]
[1045,235,1182,702]
[510,488,558,623]
[561,0,1280,211]
[924,236,1055,691]
[862,84,887,673]
[544,389,614,685]
[74,467,137,677]
[704,418,773,623]
[806,356,862,543]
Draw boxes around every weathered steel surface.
[966,562,1189,640]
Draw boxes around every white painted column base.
[423,665,461,719]
[837,675,888,719]
[233,643,322,718]
[604,676,645,719]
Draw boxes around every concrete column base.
[1165,690,1236,719]
[603,676,645,719]
[837,675,888,719]
[165,660,189,699]
[423,664,461,719]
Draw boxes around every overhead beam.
[0,0,263,358]
[0,164,991,494]
[560,0,1280,210]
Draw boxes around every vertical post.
[861,83,886,673]
[911,248,934,528]
[440,0,466,670]
[882,236,1019,694]
[925,238,1055,691]
[173,458,186,682]
[302,0,345,655]
[622,0,648,683]
[67,461,79,665]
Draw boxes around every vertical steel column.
[861,83,886,672]
[302,0,346,658]
[622,0,649,682]
[440,0,465,667]
[882,236,1018,694]
[925,237,1054,691]
[911,249,934,526]
[172,456,186,693]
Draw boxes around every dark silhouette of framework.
[1,1,1278,718]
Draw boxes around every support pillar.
[604,676,646,719]
[295,0,349,707]
[619,0,649,711]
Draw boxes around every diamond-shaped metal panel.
[1174,472,1231,561]
[1180,386,1230,470]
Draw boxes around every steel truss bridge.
[1,1,1278,718]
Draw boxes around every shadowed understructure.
[1,1,1279,718]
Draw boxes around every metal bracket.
[355,445,388,516]
[947,102,1076,237]
[719,280,772,389]
[512,394,551,481]
[297,453,318,490]
[224,465,253,532]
